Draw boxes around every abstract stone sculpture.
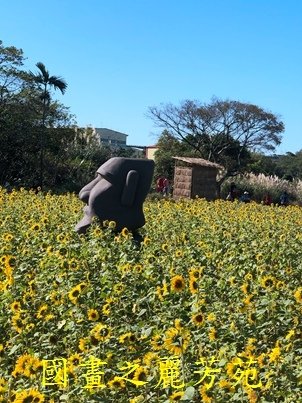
[75,157,155,234]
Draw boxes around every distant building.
[94,128,128,148]
[79,127,150,157]
[145,145,159,160]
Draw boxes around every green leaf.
[138,308,147,317]
[8,343,21,355]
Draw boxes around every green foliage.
[247,153,279,176]
[153,130,193,182]
[275,151,302,180]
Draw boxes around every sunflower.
[268,344,281,363]
[107,376,126,389]
[129,396,144,403]
[121,227,129,237]
[243,294,254,306]
[169,391,184,401]
[241,282,250,295]
[78,282,87,291]
[189,268,201,279]
[192,313,204,327]
[46,246,54,255]
[260,276,275,289]
[133,264,143,273]
[12,354,41,378]
[162,243,169,252]
[133,366,148,384]
[67,353,81,374]
[57,246,68,257]
[102,303,111,316]
[92,227,103,237]
[171,275,185,292]
[30,223,41,232]
[150,334,164,351]
[36,304,48,319]
[49,291,64,306]
[207,313,216,322]
[276,280,285,290]
[0,255,7,264]
[68,286,81,304]
[142,352,158,368]
[113,283,124,294]
[12,388,45,403]
[78,338,90,353]
[119,332,137,346]
[87,309,99,321]
[10,300,22,313]
[174,318,184,329]
[228,276,236,286]
[3,233,13,242]
[294,288,302,303]
[146,255,156,264]
[108,221,116,229]
[244,272,253,281]
[91,323,111,342]
[218,379,233,391]
[226,356,243,377]
[208,327,217,341]
[175,250,183,258]
[143,236,151,246]
[56,233,67,243]
[0,377,7,394]
[12,315,25,334]
[41,216,49,224]
[5,255,16,267]
[189,278,198,294]
[198,385,212,403]
[164,327,190,355]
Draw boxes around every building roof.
[95,128,128,139]
[172,156,224,169]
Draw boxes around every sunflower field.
[0,187,301,403]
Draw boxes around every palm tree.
[30,62,67,188]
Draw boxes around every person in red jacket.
[156,176,164,193]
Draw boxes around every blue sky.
[1,0,301,153]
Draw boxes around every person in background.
[156,176,164,193]
[229,182,237,201]
[280,190,289,206]
[162,177,170,196]
[263,192,272,205]
[240,191,251,203]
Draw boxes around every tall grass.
[222,174,302,205]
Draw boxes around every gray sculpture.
[75,157,155,234]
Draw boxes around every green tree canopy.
[153,130,193,181]
[0,41,75,189]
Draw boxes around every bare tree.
[148,97,284,183]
